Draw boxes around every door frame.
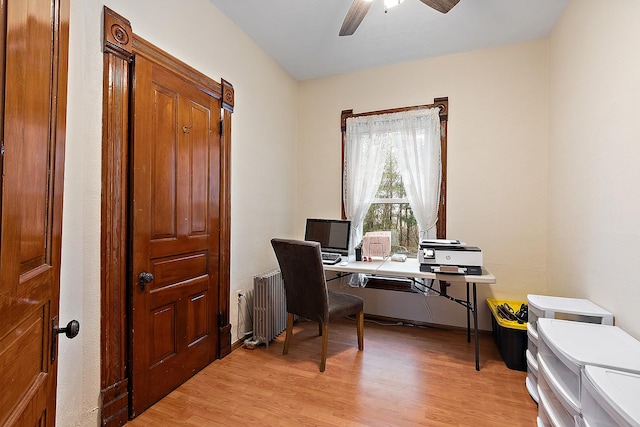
[99,8,233,426]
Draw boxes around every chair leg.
[283,312,294,355]
[356,310,364,351]
[319,323,328,372]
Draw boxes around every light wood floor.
[127,318,538,426]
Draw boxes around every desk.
[325,258,496,371]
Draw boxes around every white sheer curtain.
[343,107,441,255]
[343,115,388,256]
[392,108,441,239]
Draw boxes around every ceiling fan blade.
[418,0,460,14]
[339,0,373,36]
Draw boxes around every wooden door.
[0,0,70,425]
[130,55,221,415]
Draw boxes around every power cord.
[345,315,436,329]
[236,292,253,340]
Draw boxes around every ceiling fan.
[339,0,460,36]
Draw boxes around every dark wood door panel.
[148,303,177,368]
[0,267,52,340]
[184,100,212,237]
[145,85,216,243]
[131,54,221,415]
[149,84,179,241]
[148,275,208,305]
[149,237,213,260]
[143,339,209,408]
[100,10,233,424]
[187,291,209,346]
[150,252,208,290]
[147,279,210,358]
[142,286,212,408]
[1,0,69,424]
[0,306,49,418]
[8,0,55,277]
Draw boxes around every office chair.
[270,238,364,372]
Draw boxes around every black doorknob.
[55,319,80,339]
[138,271,154,291]
[139,272,154,283]
[50,318,80,362]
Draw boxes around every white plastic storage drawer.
[538,359,580,426]
[527,295,613,329]
[526,349,539,403]
[527,295,614,333]
[528,321,539,357]
[537,319,640,414]
[581,365,640,427]
[527,320,540,403]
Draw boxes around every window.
[363,150,420,257]
[341,98,448,258]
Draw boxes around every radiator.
[253,270,287,347]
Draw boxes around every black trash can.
[486,298,527,371]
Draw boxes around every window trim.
[340,97,448,239]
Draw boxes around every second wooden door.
[130,55,221,416]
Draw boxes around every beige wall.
[56,0,640,425]
[547,0,640,338]
[298,40,549,329]
[59,0,298,425]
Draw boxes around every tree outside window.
[363,150,419,257]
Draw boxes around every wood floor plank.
[127,318,537,426]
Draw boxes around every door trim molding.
[100,7,233,426]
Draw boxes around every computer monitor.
[304,218,351,256]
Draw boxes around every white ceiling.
[209,0,569,81]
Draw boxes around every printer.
[418,239,483,275]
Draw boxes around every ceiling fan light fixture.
[384,0,404,10]
[342,0,451,37]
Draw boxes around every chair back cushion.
[271,238,329,323]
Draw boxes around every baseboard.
[100,379,129,426]
[231,338,245,352]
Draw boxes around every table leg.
[473,282,479,371]
[466,283,470,342]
